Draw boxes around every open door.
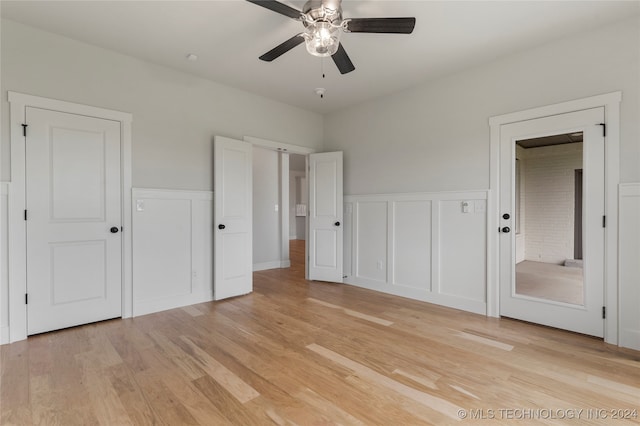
[214,136,252,300]
[308,151,343,282]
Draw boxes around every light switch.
[462,201,471,213]
[274,204,279,212]
[136,199,145,212]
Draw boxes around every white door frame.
[244,136,316,276]
[7,92,133,343]
[488,91,622,345]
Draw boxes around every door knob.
[218,224,226,230]
[334,221,341,226]
[110,227,119,234]
[501,226,511,233]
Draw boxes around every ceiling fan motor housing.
[302,0,343,25]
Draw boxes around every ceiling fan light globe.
[304,21,341,57]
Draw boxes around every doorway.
[498,108,605,337]
[7,92,133,343]
[513,133,584,305]
[289,153,307,279]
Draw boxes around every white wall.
[253,147,281,270]
[344,191,488,314]
[324,17,639,194]
[132,188,213,316]
[522,143,583,264]
[1,183,9,344]
[619,183,640,350]
[0,20,324,187]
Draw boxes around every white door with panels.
[214,136,253,300]
[26,107,122,335]
[499,108,605,337]
[308,151,343,282]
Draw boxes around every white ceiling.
[2,1,638,114]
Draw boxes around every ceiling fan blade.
[246,0,302,19]
[259,34,305,62]
[332,44,355,75]
[345,17,416,34]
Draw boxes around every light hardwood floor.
[1,240,639,425]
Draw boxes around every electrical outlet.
[274,204,279,212]
[377,260,384,270]
[475,200,486,213]
[136,199,145,212]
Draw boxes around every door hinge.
[602,306,606,319]
[598,122,606,137]
[24,210,28,221]
[25,293,28,304]
[121,226,124,232]
[22,123,28,137]
[602,215,606,228]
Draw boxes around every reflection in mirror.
[514,132,584,305]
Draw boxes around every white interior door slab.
[26,107,122,335]
[214,136,252,300]
[499,107,605,337]
[308,151,343,282]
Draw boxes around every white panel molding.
[344,190,488,315]
[132,188,213,317]
[8,92,132,343]
[489,91,621,345]
[1,183,9,344]
[618,183,640,350]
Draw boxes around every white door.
[26,107,122,335]
[308,152,343,282]
[499,108,605,337]
[214,136,252,300]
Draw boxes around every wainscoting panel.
[355,201,388,283]
[1,183,9,344]
[391,200,431,291]
[132,188,213,316]
[345,191,488,315]
[619,183,640,350]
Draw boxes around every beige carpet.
[515,260,584,305]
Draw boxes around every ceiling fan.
[246,0,416,74]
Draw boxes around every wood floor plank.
[2,239,640,425]
[180,336,260,404]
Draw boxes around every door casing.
[7,92,133,343]
[489,91,622,345]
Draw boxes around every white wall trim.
[131,188,213,317]
[252,260,292,271]
[1,182,9,344]
[7,92,133,343]
[489,91,622,345]
[618,183,640,350]
[344,190,489,315]
[244,135,316,155]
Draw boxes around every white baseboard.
[253,260,291,271]
[134,292,214,317]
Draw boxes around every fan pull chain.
[321,58,325,79]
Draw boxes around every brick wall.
[521,143,583,264]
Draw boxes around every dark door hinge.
[22,123,28,137]
[602,215,606,228]
[598,123,606,137]
[602,306,606,319]
[24,210,27,221]
[25,293,28,304]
